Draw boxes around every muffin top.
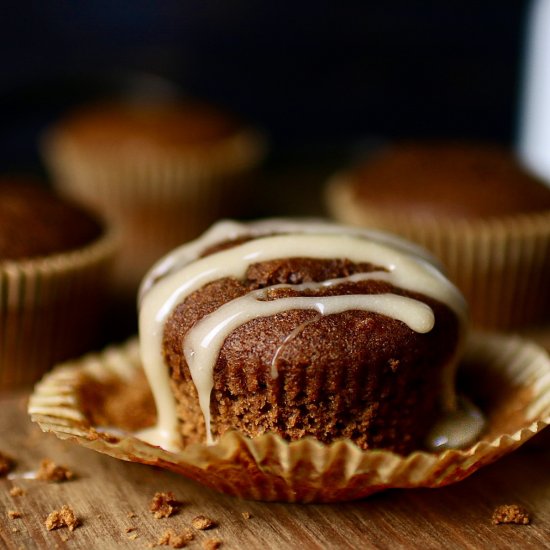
[344,143,550,220]
[0,181,103,261]
[51,101,243,151]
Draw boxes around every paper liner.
[43,126,266,292]
[326,178,550,330]
[0,230,117,390]
[28,333,550,503]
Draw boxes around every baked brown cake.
[138,219,467,455]
[326,142,550,329]
[331,142,550,221]
[0,181,102,260]
[0,180,116,389]
[42,100,266,295]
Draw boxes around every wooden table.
[0,394,549,549]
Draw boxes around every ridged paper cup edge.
[29,332,550,502]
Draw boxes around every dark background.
[0,1,529,173]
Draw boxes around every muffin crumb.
[492,504,531,525]
[157,528,194,548]
[150,492,182,519]
[11,527,18,534]
[127,511,137,519]
[128,532,139,541]
[0,451,14,477]
[9,486,25,497]
[202,538,223,550]
[45,505,80,531]
[126,526,137,533]
[36,458,74,482]
[8,510,22,519]
[241,511,252,520]
[192,515,217,530]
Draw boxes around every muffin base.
[28,333,550,502]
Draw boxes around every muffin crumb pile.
[36,458,74,482]
[492,504,531,525]
[191,515,217,530]
[150,491,182,519]
[156,528,195,548]
[9,486,25,497]
[202,538,223,550]
[45,505,80,531]
[0,451,14,477]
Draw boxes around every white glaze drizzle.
[138,218,443,305]
[138,220,467,450]
[427,396,485,451]
[270,314,321,378]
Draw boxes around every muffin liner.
[43,127,266,292]
[326,178,550,330]
[28,332,550,503]
[0,230,117,390]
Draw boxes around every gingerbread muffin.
[0,180,116,389]
[138,219,466,455]
[41,100,266,296]
[326,142,550,329]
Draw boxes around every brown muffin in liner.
[42,104,266,294]
[0,229,117,390]
[28,332,550,503]
[326,178,550,330]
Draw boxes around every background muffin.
[139,220,466,455]
[42,99,266,297]
[0,180,116,389]
[325,142,550,330]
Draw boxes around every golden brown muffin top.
[52,101,242,150]
[0,181,103,261]
[348,143,550,220]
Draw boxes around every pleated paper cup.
[0,230,117,390]
[326,177,550,330]
[42,123,266,294]
[28,332,550,503]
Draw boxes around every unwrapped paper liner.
[29,333,550,503]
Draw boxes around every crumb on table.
[241,511,252,520]
[9,486,25,497]
[157,528,194,548]
[45,505,80,531]
[0,451,14,477]
[192,515,217,530]
[8,510,22,519]
[492,504,531,525]
[150,492,182,519]
[36,458,74,482]
[202,538,223,550]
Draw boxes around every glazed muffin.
[42,100,266,295]
[0,180,116,389]
[326,142,550,330]
[138,219,466,455]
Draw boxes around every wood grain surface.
[0,394,548,549]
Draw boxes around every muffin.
[42,100,266,295]
[138,219,467,455]
[326,142,550,330]
[0,180,116,389]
